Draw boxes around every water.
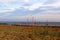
[5,22,60,26]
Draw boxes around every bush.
[57,32,60,37]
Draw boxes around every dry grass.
[0,25,60,40]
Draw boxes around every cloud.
[0,0,17,2]
[0,8,15,13]
[45,2,60,7]
[0,0,22,13]
[23,0,29,3]
[44,0,60,8]
[0,13,12,18]
[24,3,43,10]
[19,10,60,22]
[0,0,60,22]
[3,7,60,22]
[23,0,60,11]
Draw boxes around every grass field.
[0,25,60,40]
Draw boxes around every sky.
[0,0,60,22]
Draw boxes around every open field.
[0,25,60,40]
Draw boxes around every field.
[0,25,60,40]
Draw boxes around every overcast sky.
[0,0,60,22]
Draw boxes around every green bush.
[57,32,60,37]
[33,30,56,36]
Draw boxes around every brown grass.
[0,25,60,40]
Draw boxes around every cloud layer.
[0,0,60,22]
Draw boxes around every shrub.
[57,32,60,37]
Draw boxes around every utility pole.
[46,20,48,26]
[32,16,35,26]
[27,18,29,25]
[30,15,35,26]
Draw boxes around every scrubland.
[0,25,60,40]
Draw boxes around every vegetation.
[0,25,60,40]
